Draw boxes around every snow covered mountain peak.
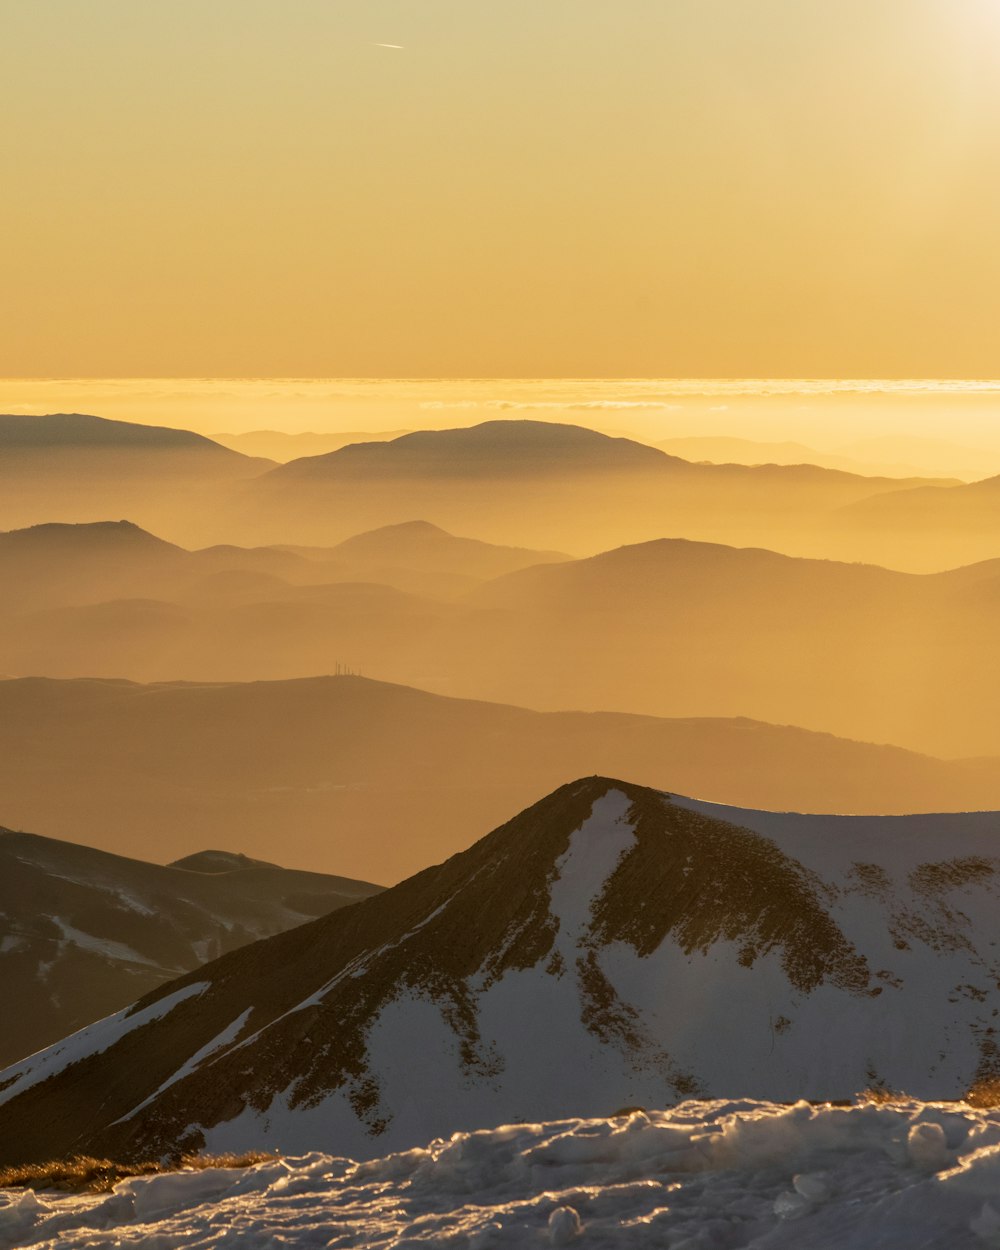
[3,778,1000,1168]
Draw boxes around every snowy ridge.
[9,1101,1000,1246]
[0,984,210,1109]
[0,826,381,1067]
[6,777,1000,1169]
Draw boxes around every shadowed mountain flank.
[588,791,869,994]
[0,828,381,1067]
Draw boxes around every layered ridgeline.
[7,522,1000,757]
[2,415,992,568]
[462,537,1000,757]
[841,473,1000,570]
[245,419,953,559]
[4,778,1000,1167]
[212,428,413,461]
[0,517,565,616]
[3,675,1000,882]
[0,829,380,1068]
[0,413,272,544]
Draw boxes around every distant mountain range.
[265,419,674,479]
[459,535,1000,755]
[0,517,566,612]
[4,778,1000,1166]
[0,413,273,544]
[0,412,255,455]
[654,435,941,478]
[6,520,1000,756]
[0,828,380,1068]
[841,474,1000,569]
[243,419,954,556]
[212,429,413,461]
[1,414,991,568]
[654,433,995,481]
[1,674,999,884]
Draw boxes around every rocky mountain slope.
[4,777,1000,1167]
[0,829,380,1067]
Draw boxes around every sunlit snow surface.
[8,1100,1000,1247]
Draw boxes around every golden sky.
[3,1,1000,377]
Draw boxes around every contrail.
[373,43,404,49]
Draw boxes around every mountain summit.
[3,779,1000,1167]
[263,420,675,482]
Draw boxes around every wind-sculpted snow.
[9,1101,1000,1246]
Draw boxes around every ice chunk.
[548,1205,582,1243]
[774,1189,812,1220]
[908,1121,950,1171]
[117,1166,240,1222]
[0,1189,40,1240]
[793,1172,830,1202]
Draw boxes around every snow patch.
[0,982,210,1108]
[549,788,636,946]
[115,1008,255,1123]
[46,917,164,969]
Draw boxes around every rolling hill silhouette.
[0,518,563,614]
[0,674,998,882]
[212,428,413,461]
[5,525,1000,755]
[838,474,1000,569]
[243,419,948,554]
[0,413,274,543]
[654,435,950,478]
[265,420,675,480]
[458,537,1000,756]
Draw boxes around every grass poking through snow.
[0,1152,274,1193]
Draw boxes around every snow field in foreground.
[7,1099,1000,1247]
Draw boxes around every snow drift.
[7,1100,1000,1247]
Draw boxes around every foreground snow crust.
[8,1101,1000,1247]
